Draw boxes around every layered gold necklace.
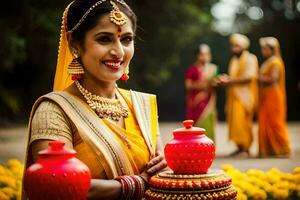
[75,81,128,121]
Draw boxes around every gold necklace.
[75,81,128,121]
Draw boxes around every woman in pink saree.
[185,44,218,140]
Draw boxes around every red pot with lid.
[164,120,215,174]
[24,140,91,200]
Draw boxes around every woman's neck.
[80,77,116,99]
[195,61,205,67]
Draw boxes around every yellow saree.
[227,51,258,151]
[258,56,291,156]
[23,89,159,179]
[22,2,160,199]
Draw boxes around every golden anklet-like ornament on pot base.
[75,81,128,121]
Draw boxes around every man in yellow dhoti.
[218,34,258,157]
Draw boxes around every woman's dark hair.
[67,0,137,48]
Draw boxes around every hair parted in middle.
[66,0,137,47]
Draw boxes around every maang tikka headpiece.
[109,1,127,26]
[68,0,128,33]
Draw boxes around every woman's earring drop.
[121,66,129,81]
[68,49,84,80]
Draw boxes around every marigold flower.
[224,165,300,199]
[0,176,17,188]
[0,190,9,200]
[293,167,300,174]
[237,192,247,200]
[1,187,15,198]
[0,166,6,176]
[222,164,234,172]
[273,188,289,199]
[0,159,24,200]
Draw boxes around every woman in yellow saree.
[258,37,291,157]
[22,0,167,199]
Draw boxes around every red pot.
[164,120,215,174]
[24,140,91,200]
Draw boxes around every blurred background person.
[185,44,219,141]
[258,37,291,157]
[218,34,258,157]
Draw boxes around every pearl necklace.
[75,81,128,121]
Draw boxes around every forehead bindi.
[90,14,133,36]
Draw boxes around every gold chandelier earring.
[121,65,129,81]
[68,49,84,80]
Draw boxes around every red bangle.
[115,175,146,200]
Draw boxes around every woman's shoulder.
[35,99,62,112]
[264,56,284,69]
[31,91,74,125]
[185,65,199,79]
[208,63,219,75]
[30,92,74,144]
[270,56,283,64]
[186,64,198,71]
[32,93,70,123]
[118,88,158,114]
[118,88,156,97]
[33,91,67,101]
[208,63,218,69]
[32,91,58,107]
[248,51,257,58]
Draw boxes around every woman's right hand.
[140,151,168,181]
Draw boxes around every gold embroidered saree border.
[22,89,159,200]
[130,90,158,157]
[48,91,135,176]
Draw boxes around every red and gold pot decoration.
[24,140,91,200]
[145,120,237,200]
[145,170,237,200]
[164,119,215,174]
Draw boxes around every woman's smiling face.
[77,13,134,83]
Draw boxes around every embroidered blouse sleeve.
[30,100,74,145]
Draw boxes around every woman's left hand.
[146,151,168,175]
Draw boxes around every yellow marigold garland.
[0,159,23,200]
[222,164,300,200]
